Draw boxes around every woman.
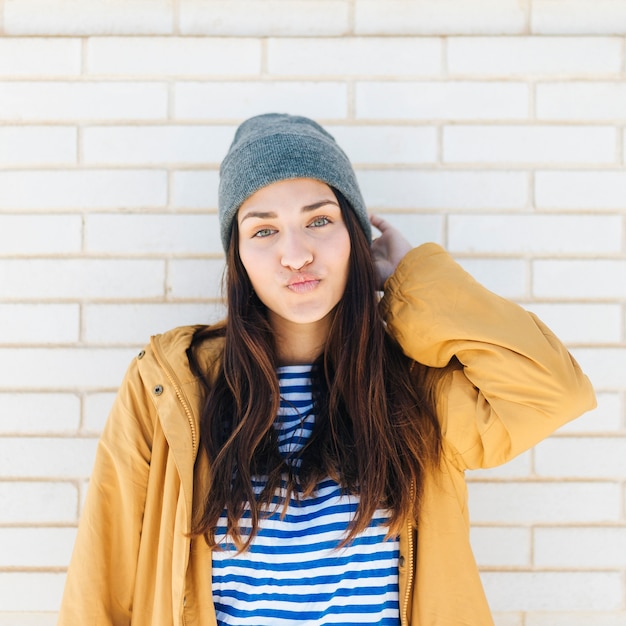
[58,113,596,626]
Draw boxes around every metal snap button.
[153,385,164,396]
[137,350,145,359]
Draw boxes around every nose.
[280,228,313,270]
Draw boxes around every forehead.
[238,178,336,216]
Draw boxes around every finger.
[369,214,392,232]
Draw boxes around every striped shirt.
[212,365,400,625]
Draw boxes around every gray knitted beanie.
[218,113,371,251]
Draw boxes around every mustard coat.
[58,243,596,626]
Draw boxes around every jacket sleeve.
[58,353,156,625]
[380,243,597,471]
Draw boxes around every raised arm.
[380,243,596,470]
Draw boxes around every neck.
[269,313,331,365]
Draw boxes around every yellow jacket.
[58,244,596,626]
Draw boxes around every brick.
[457,258,527,300]
[4,0,173,35]
[85,214,221,254]
[534,526,626,568]
[0,126,76,166]
[174,81,348,120]
[0,82,167,121]
[0,304,80,344]
[570,347,626,390]
[0,482,77,523]
[83,303,217,344]
[0,527,76,567]
[172,171,219,209]
[0,437,98,478]
[167,259,226,299]
[443,125,616,164]
[356,81,528,120]
[179,1,350,36]
[83,392,116,434]
[448,36,622,75]
[83,125,234,165]
[449,215,621,255]
[481,571,622,611]
[372,214,443,247]
[470,526,530,566]
[537,82,626,121]
[354,0,527,35]
[0,259,165,299]
[357,171,527,210]
[468,450,532,480]
[0,170,167,210]
[0,393,80,434]
[267,37,442,77]
[0,347,136,390]
[536,171,626,209]
[526,613,626,626]
[0,573,66,611]
[492,615,523,626]
[534,437,626,478]
[526,303,621,344]
[620,130,626,162]
[559,393,622,433]
[87,37,261,75]
[0,215,81,254]
[0,612,47,626]
[327,125,438,165]
[0,38,80,76]
[532,0,626,34]
[468,482,620,523]
[533,260,626,299]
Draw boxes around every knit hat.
[218,113,371,251]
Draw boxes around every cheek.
[238,244,253,278]
[337,232,352,277]
[238,245,266,292]
[238,236,256,270]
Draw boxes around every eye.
[253,227,275,238]
[309,216,330,228]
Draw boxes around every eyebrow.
[239,199,339,223]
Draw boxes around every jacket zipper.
[152,339,198,456]
[401,482,416,626]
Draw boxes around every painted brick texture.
[0,1,624,624]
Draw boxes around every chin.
[274,307,335,327]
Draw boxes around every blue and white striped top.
[212,365,400,626]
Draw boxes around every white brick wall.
[0,2,624,624]
[266,37,443,75]
[442,125,617,164]
[0,82,168,120]
[447,36,623,74]
[356,81,529,119]
[179,1,352,37]
[86,37,262,75]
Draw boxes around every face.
[237,178,351,336]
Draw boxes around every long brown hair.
[188,190,441,550]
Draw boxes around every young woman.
[58,113,596,626]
